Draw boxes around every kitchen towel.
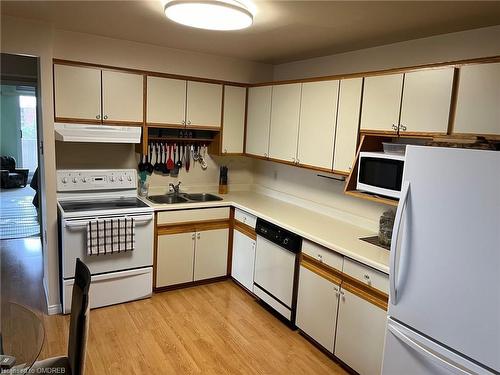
[86,217,135,255]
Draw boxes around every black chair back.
[68,258,91,375]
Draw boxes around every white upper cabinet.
[400,68,454,134]
[54,64,102,122]
[186,81,223,128]
[102,70,143,123]
[246,86,272,157]
[333,78,362,174]
[147,76,186,126]
[222,86,246,154]
[361,73,403,132]
[454,62,500,136]
[268,83,302,162]
[297,81,339,169]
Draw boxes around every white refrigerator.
[382,146,500,375]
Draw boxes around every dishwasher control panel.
[256,218,302,253]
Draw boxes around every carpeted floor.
[0,187,40,239]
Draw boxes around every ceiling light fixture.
[163,0,253,31]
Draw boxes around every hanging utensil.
[181,144,186,169]
[170,144,179,177]
[200,144,208,170]
[176,143,183,169]
[146,143,154,174]
[166,143,174,170]
[161,143,169,174]
[154,143,161,172]
[186,143,191,172]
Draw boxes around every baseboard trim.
[43,276,62,315]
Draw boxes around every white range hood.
[54,123,142,143]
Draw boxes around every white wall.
[273,25,500,81]
[1,15,272,314]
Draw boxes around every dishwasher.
[253,218,302,325]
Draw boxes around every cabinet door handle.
[182,120,186,125]
[96,114,101,120]
[187,120,191,125]
[264,153,268,157]
[196,232,200,239]
[400,124,407,131]
[392,124,398,131]
[103,115,108,120]
[317,254,323,263]
[192,233,195,240]
[224,148,227,153]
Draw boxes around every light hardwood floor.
[42,281,348,374]
[1,238,347,374]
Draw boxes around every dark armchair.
[0,156,29,188]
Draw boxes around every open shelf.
[344,134,400,207]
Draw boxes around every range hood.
[54,123,142,143]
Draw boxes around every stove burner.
[59,197,148,212]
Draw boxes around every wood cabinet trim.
[53,58,248,87]
[233,220,257,240]
[342,281,388,311]
[154,275,229,293]
[157,219,230,235]
[301,253,343,285]
[301,253,389,310]
[250,55,500,87]
[54,117,102,125]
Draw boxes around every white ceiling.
[2,1,500,64]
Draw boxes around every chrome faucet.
[169,182,182,194]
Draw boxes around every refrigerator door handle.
[388,323,476,375]
[389,180,410,305]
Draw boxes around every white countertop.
[144,191,390,274]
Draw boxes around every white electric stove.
[57,169,154,314]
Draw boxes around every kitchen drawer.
[301,240,343,271]
[343,258,389,294]
[157,207,230,225]
[234,208,257,228]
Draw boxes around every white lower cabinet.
[334,288,387,375]
[156,228,229,287]
[156,232,196,288]
[194,228,229,281]
[296,266,340,353]
[231,230,256,291]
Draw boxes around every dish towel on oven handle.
[86,217,136,256]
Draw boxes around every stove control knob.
[72,177,78,183]
[119,176,124,182]
[82,177,88,183]
[110,176,115,182]
[62,177,68,184]
[127,175,132,181]
[283,238,289,245]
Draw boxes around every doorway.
[0,54,41,240]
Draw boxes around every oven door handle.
[64,214,153,229]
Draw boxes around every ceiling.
[2,1,500,64]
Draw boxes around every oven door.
[61,213,154,279]
[357,155,405,198]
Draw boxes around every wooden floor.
[1,238,348,374]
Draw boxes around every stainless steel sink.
[148,193,222,204]
[182,193,223,202]
[148,194,189,204]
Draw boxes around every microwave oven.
[356,152,405,199]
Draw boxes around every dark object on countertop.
[0,155,29,188]
[219,166,228,194]
[360,235,390,251]
[379,210,395,247]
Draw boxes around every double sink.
[148,192,223,204]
